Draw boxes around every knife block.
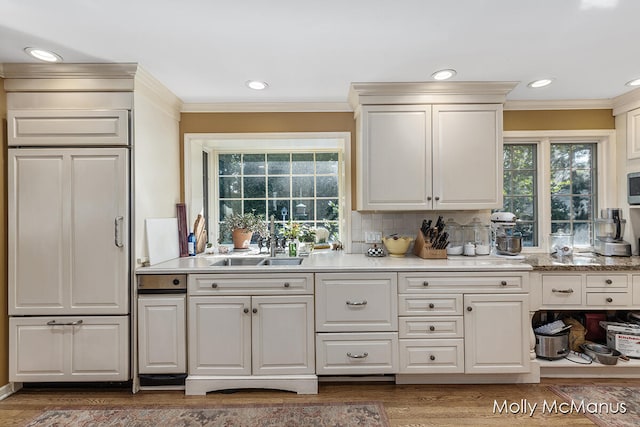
[414,230,447,259]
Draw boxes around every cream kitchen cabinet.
[315,272,399,375]
[9,316,129,382]
[137,295,186,375]
[186,273,316,395]
[626,107,640,159]
[355,104,502,210]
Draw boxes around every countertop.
[136,249,640,274]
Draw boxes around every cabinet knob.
[429,325,435,332]
[500,280,507,286]
[605,279,613,285]
[428,303,435,309]
[172,279,180,285]
[211,283,218,288]
[430,355,436,361]
[243,308,249,314]
[435,196,440,201]
[252,308,258,314]
[423,281,429,287]
[606,297,613,303]
[283,282,290,288]
[427,196,432,201]
[467,306,473,312]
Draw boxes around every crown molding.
[181,102,352,113]
[504,99,613,111]
[134,66,183,121]
[612,87,640,116]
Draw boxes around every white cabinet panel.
[627,108,640,159]
[316,332,398,375]
[399,339,464,374]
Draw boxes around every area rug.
[550,385,640,427]
[24,401,389,427]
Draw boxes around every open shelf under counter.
[538,355,640,378]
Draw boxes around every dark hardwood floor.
[1,378,637,426]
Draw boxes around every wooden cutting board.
[193,214,207,253]
[145,218,180,265]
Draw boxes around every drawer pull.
[429,325,435,332]
[283,282,290,288]
[605,279,613,285]
[552,288,574,294]
[467,306,473,312]
[172,278,181,285]
[423,281,429,287]
[347,352,369,359]
[243,308,249,314]
[430,355,436,361]
[211,283,218,288]
[346,300,367,306]
[47,320,83,326]
[429,303,435,309]
[500,280,507,286]
[606,297,613,303]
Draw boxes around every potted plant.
[219,212,267,249]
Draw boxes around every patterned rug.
[550,385,640,427]
[24,401,389,426]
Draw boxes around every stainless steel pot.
[496,235,522,256]
[535,331,570,360]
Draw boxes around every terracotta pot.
[232,228,253,249]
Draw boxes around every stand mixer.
[594,208,631,257]
[490,212,523,257]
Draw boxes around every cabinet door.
[627,108,640,159]
[188,296,251,375]
[358,105,432,210]
[252,296,315,375]
[432,104,502,209]
[463,294,530,374]
[8,148,129,315]
[138,295,186,374]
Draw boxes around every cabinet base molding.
[0,383,22,401]
[395,362,540,384]
[185,375,318,395]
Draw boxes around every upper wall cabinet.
[627,107,640,160]
[349,82,516,211]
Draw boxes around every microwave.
[629,172,640,205]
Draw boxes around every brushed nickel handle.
[430,355,436,361]
[606,297,613,303]
[428,303,435,309]
[346,300,367,306]
[605,279,613,285]
[429,325,435,331]
[467,306,473,312]
[47,320,83,326]
[252,308,258,314]
[243,308,249,314]
[211,283,218,288]
[552,288,574,294]
[284,282,290,288]
[347,352,368,359]
[423,281,429,287]
[114,216,124,248]
[500,280,507,286]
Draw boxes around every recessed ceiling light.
[431,69,457,81]
[245,80,269,90]
[527,78,554,88]
[626,78,640,87]
[24,47,63,63]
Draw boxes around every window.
[501,131,613,251]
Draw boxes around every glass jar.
[444,218,464,255]
[464,217,491,255]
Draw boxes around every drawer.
[398,294,463,316]
[315,332,398,375]
[315,273,397,332]
[399,272,527,293]
[586,292,631,307]
[399,316,463,339]
[586,274,629,289]
[399,339,464,374]
[189,273,313,295]
[541,275,582,306]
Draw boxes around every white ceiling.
[1,0,640,106]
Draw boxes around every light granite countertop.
[136,249,640,274]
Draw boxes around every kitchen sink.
[260,257,304,266]
[210,257,265,267]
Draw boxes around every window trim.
[183,132,352,251]
[503,129,616,252]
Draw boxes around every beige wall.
[1,78,7,386]
[504,109,614,130]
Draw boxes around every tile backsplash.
[349,211,491,254]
